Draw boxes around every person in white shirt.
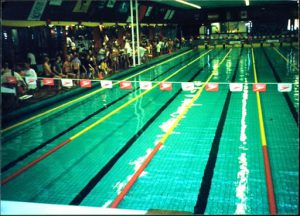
[23,62,37,78]
[22,62,37,90]
[27,51,37,71]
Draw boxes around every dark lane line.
[194,48,243,214]
[262,47,298,125]
[1,50,204,173]
[69,49,224,205]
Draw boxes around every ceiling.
[153,0,297,9]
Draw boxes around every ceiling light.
[245,0,250,6]
[175,0,201,9]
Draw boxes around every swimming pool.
[1,46,298,214]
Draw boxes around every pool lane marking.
[1,49,194,133]
[194,48,243,214]
[109,49,232,208]
[262,48,298,125]
[273,47,299,71]
[69,49,223,205]
[1,50,213,185]
[2,50,204,173]
[251,48,277,214]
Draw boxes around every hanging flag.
[101,80,113,89]
[139,81,152,90]
[278,83,292,92]
[61,79,73,87]
[252,83,266,92]
[6,76,17,84]
[25,77,37,89]
[80,79,91,88]
[120,81,132,90]
[181,82,195,91]
[73,0,92,13]
[27,0,48,20]
[43,78,54,86]
[160,82,172,91]
[229,83,243,92]
[206,83,219,92]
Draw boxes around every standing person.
[22,62,37,92]
[63,55,75,78]
[27,51,37,71]
[71,53,81,79]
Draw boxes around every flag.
[25,77,37,89]
[139,81,152,90]
[252,83,266,92]
[160,82,172,91]
[43,78,54,86]
[229,83,243,92]
[80,79,91,88]
[100,80,113,89]
[206,83,219,92]
[61,79,73,87]
[120,81,132,90]
[278,83,292,92]
[6,76,17,84]
[181,82,195,91]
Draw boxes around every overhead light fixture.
[175,0,201,9]
[245,0,250,6]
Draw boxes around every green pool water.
[1,47,298,215]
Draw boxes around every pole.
[135,0,141,65]
[130,0,136,66]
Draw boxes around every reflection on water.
[234,53,249,214]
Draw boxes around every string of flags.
[24,77,295,93]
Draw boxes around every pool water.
[1,47,298,215]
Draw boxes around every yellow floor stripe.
[69,50,213,140]
[251,48,267,146]
[2,49,194,133]
[273,47,299,71]
[160,49,232,144]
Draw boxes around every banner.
[28,0,48,21]
[139,81,152,90]
[229,83,243,92]
[278,83,292,92]
[73,0,92,13]
[43,78,54,86]
[101,80,113,89]
[25,77,37,89]
[120,81,132,90]
[160,82,172,91]
[252,83,266,92]
[80,79,91,88]
[206,83,219,92]
[181,82,195,91]
[61,79,73,87]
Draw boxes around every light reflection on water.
[234,52,250,214]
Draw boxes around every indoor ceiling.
[153,0,297,9]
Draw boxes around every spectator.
[62,55,75,78]
[27,51,37,71]
[43,57,57,77]
[71,53,81,78]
